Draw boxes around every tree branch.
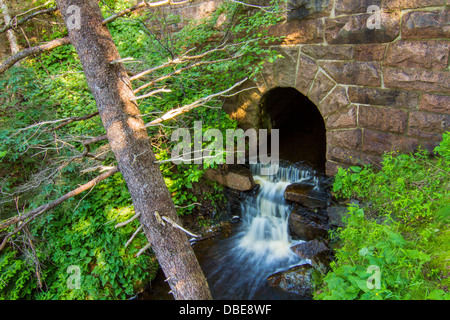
[49,112,99,131]
[102,0,192,25]
[0,167,119,251]
[0,37,71,73]
[129,41,250,82]
[13,111,99,135]
[0,0,193,74]
[80,78,249,146]
[0,6,58,34]
[144,77,248,126]
[133,56,241,94]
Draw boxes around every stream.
[142,163,321,300]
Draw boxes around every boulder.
[327,206,348,228]
[267,264,314,297]
[204,165,255,191]
[291,239,329,259]
[284,183,329,209]
[288,206,329,241]
[291,239,333,274]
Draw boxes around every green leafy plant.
[317,134,450,300]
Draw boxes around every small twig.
[130,88,172,101]
[133,56,242,94]
[0,5,58,34]
[80,166,116,174]
[228,0,274,13]
[110,57,141,65]
[175,203,202,209]
[136,243,152,257]
[161,216,200,238]
[0,37,71,74]
[125,225,143,248]
[0,0,192,74]
[115,213,141,229]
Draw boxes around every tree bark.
[55,0,212,300]
[0,0,20,54]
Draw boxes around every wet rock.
[291,239,329,259]
[284,183,329,209]
[327,206,348,228]
[267,264,314,297]
[204,165,255,192]
[288,206,329,241]
[310,250,334,275]
[291,239,333,274]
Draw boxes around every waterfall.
[201,162,319,300]
[238,163,318,261]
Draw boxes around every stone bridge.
[168,0,450,175]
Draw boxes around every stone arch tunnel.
[259,87,327,172]
[220,0,450,176]
[147,0,450,176]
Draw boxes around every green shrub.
[317,133,450,300]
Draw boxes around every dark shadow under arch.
[260,87,326,172]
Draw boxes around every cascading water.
[201,163,319,300]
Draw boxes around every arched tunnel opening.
[260,87,327,172]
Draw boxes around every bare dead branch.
[144,77,248,126]
[0,6,58,34]
[0,37,71,73]
[129,41,250,82]
[0,167,119,251]
[79,78,249,148]
[161,216,200,238]
[131,88,172,101]
[228,0,274,13]
[102,0,192,25]
[125,225,144,248]
[23,227,44,290]
[133,56,241,94]
[129,47,197,81]
[82,134,109,146]
[50,112,99,131]
[13,112,99,135]
[0,0,192,74]
[136,243,152,257]
[115,213,141,229]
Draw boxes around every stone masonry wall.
[224,0,450,176]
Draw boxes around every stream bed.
[141,163,324,300]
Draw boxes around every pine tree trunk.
[55,0,212,300]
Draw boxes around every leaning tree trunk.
[55,0,212,300]
[0,0,20,55]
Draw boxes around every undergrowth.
[0,0,284,299]
[315,132,450,300]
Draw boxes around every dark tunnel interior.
[260,87,327,172]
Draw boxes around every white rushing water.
[239,164,318,261]
[202,163,319,300]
